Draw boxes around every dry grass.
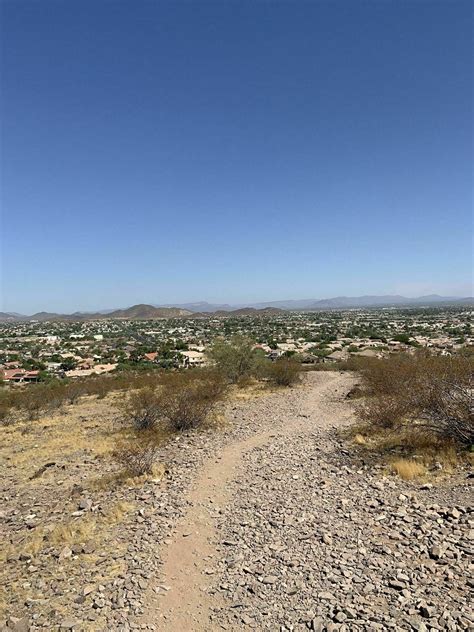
[0,392,126,481]
[353,433,367,445]
[47,518,97,547]
[229,379,277,400]
[0,392,140,623]
[390,459,427,480]
[11,501,135,564]
[102,500,135,524]
[87,466,167,491]
[348,421,472,482]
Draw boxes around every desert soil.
[1,372,472,632]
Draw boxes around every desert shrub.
[355,354,415,398]
[158,370,227,431]
[0,369,171,425]
[356,351,474,445]
[121,387,162,430]
[87,376,110,399]
[63,380,87,404]
[42,382,68,411]
[357,393,411,429]
[112,438,159,476]
[208,336,265,383]
[17,385,50,420]
[415,374,473,446]
[265,357,301,387]
[0,393,13,424]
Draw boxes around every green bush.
[208,336,265,383]
[265,357,301,387]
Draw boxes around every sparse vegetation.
[350,352,473,476]
[265,357,301,386]
[112,437,160,476]
[208,336,265,383]
[158,369,228,431]
[117,369,227,433]
[355,352,473,444]
[121,386,162,430]
[390,459,427,480]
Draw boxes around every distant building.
[1,369,40,383]
[179,350,206,367]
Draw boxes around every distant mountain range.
[0,295,472,322]
[0,305,193,322]
[0,304,283,322]
[160,294,473,311]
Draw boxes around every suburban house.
[325,350,349,363]
[1,369,40,383]
[179,350,206,367]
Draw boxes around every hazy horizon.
[2,288,473,316]
[1,1,472,314]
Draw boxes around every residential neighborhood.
[0,306,471,385]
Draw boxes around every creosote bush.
[119,369,227,433]
[0,392,13,425]
[112,438,159,477]
[208,336,266,384]
[158,369,228,431]
[121,387,161,431]
[265,357,301,387]
[356,351,473,447]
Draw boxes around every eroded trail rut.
[137,373,472,632]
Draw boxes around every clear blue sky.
[1,0,472,313]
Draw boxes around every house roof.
[144,352,158,361]
[2,369,27,379]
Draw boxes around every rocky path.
[139,371,352,630]
[137,372,472,632]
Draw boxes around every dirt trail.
[139,371,355,630]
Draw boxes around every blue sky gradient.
[1,0,472,313]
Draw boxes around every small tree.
[60,358,77,371]
[208,336,264,383]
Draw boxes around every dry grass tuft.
[15,502,134,563]
[48,518,96,546]
[103,501,135,524]
[390,459,427,480]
